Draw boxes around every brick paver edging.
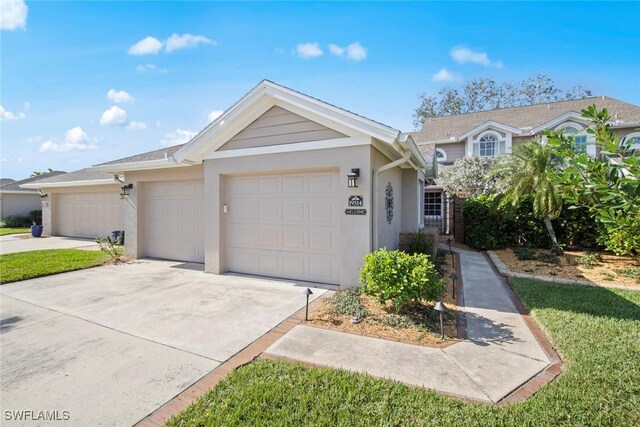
[482,253,564,405]
[134,292,331,427]
[487,250,640,292]
[302,252,467,349]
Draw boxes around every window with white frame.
[473,132,505,158]
[625,132,640,155]
[435,148,447,162]
[424,191,442,218]
[562,126,587,153]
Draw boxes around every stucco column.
[123,180,139,259]
[42,193,52,236]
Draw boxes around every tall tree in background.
[414,74,592,128]
[31,168,54,177]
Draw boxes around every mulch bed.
[305,252,460,346]
[494,248,640,289]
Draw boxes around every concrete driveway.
[0,235,99,255]
[0,260,325,426]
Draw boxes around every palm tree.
[31,168,54,177]
[490,140,564,255]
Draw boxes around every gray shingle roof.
[22,168,115,186]
[411,96,640,143]
[95,144,186,166]
[0,178,16,186]
[1,171,67,192]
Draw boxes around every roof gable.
[174,80,400,163]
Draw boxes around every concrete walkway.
[0,235,99,254]
[265,246,551,403]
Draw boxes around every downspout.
[372,148,412,250]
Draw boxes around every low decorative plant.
[330,289,368,320]
[536,252,560,264]
[96,234,125,263]
[575,251,602,268]
[359,248,444,312]
[512,247,536,261]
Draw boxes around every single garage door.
[227,171,341,284]
[54,191,123,239]
[144,181,205,263]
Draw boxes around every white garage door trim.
[144,181,205,263]
[54,191,123,239]
[227,170,341,284]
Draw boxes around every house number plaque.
[348,195,364,207]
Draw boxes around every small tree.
[546,105,640,258]
[489,141,564,254]
[96,234,125,263]
[437,156,498,197]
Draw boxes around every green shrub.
[331,289,368,319]
[28,210,42,225]
[408,229,436,258]
[462,195,514,250]
[360,248,444,312]
[576,251,602,268]
[462,195,601,250]
[2,215,32,228]
[536,252,560,264]
[512,247,536,261]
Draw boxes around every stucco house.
[23,80,431,288]
[410,96,640,233]
[0,171,66,221]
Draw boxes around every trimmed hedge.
[462,195,600,250]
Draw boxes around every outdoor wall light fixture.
[120,183,133,199]
[304,288,314,321]
[39,190,48,200]
[434,301,447,340]
[347,168,360,188]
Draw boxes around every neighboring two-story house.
[411,96,640,233]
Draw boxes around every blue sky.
[1,1,639,178]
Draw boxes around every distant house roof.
[96,144,186,166]
[411,96,640,143]
[0,171,66,193]
[20,168,117,189]
[0,178,16,186]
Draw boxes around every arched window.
[479,134,497,157]
[435,148,447,162]
[625,132,640,155]
[558,123,587,153]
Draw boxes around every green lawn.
[0,227,30,236]
[167,278,640,427]
[0,249,110,284]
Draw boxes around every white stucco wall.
[0,193,42,220]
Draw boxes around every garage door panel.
[228,171,340,284]
[55,192,124,239]
[144,182,204,263]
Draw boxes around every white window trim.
[556,121,595,156]
[435,148,447,162]
[625,131,640,150]
[468,130,508,158]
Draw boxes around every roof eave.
[21,179,118,189]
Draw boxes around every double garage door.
[54,192,124,239]
[144,181,205,263]
[227,171,341,285]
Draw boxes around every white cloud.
[345,42,367,61]
[165,33,215,53]
[207,110,223,123]
[136,63,156,72]
[39,127,97,152]
[0,105,26,121]
[1,0,27,31]
[128,36,163,55]
[450,46,503,68]
[160,129,197,146]
[432,68,460,82]
[1,156,24,163]
[107,89,134,104]
[126,121,147,131]
[296,42,323,59]
[328,44,344,57]
[100,106,127,126]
